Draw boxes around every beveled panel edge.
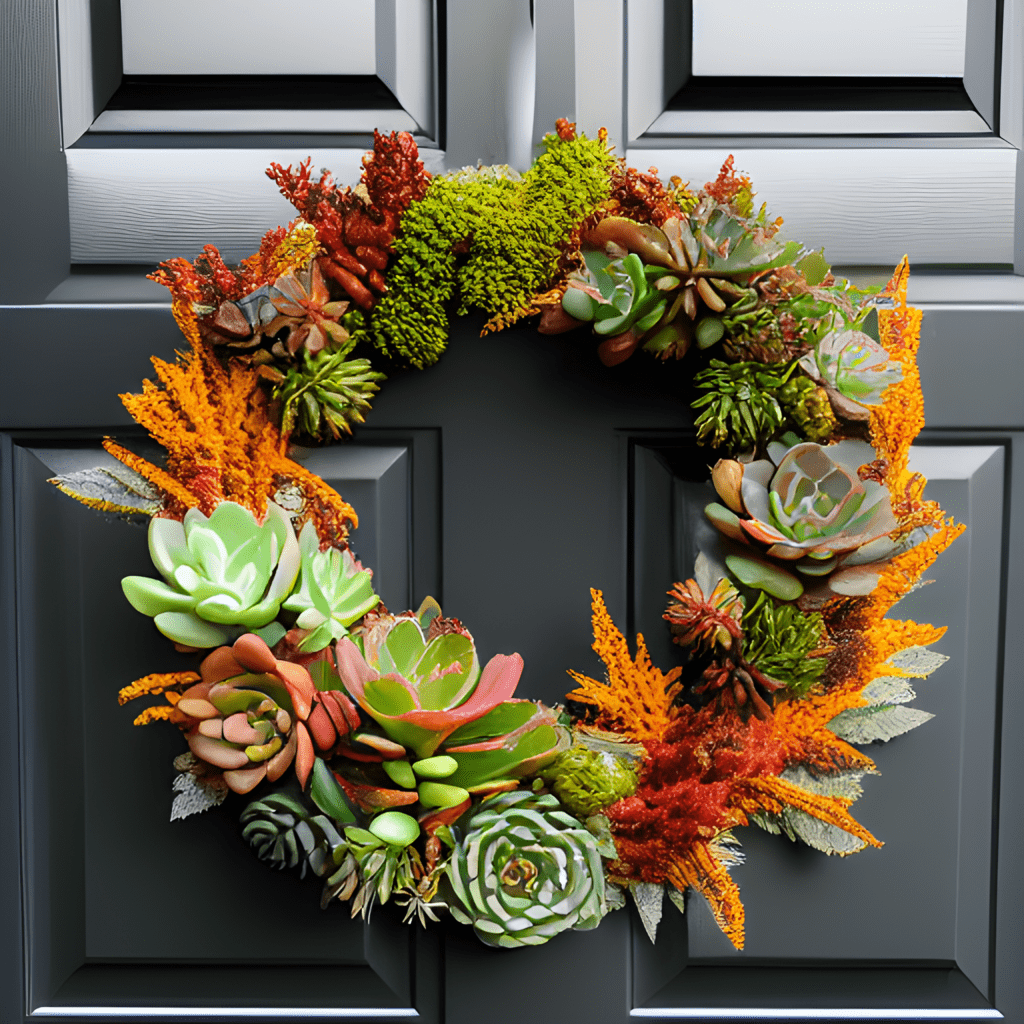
[623,437,1010,1014]
[5,436,435,1023]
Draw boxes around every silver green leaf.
[886,646,949,676]
[828,704,934,744]
[630,881,664,944]
[170,771,227,821]
[862,675,918,705]
[50,464,163,516]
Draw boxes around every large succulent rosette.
[121,501,300,648]
[706,439,899,600]
[798,328,903,422]
[445,791,605,948]
[334,610,568,789]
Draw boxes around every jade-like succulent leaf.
[309,757,357,824]
[726,554,803,601]
[364,676,418,716]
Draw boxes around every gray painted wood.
[1,300,1021,1019]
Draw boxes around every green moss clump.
[538,745,637,819]
[743,592,829,698]
[777,374,839,443]
[370,132,616,368]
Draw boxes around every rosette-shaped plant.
[122,501,300,647]
[333,606,569,799]
[282,522,379,652]
[177,633,361,794]
[706,440,898,598]
[445,791,605,948]
[798,328,903,421]
[334,611,520,758]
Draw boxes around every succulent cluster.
[81,125,959,957]
[122,503,377,652]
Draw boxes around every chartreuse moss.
[371,131,615,368]
[538,744,637,818]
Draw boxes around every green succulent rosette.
[705,439,900,600]
[121,500,299,647]
[445,791,605,949]
[282,521,379,652]
[798,328,903,421]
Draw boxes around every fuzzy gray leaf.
[862,675,917,706]
[170,772,227,821]
[887,646,948,677]
[50,465,162,516]
[666,886,687,916]
[630,882,664,944]
[780,765,864,802]
[604,883,627,915]
[784,809,868,856]
[829,704,934,744]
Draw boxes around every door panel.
[1,304,1022,1020]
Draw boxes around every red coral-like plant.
[267,130,430,310]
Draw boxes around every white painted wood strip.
[647,108,991,136]
[67,147,446,264]
[119,0,377,76]
[627,147,1017,265]
[691,0,968,78]
[90,109,419,134]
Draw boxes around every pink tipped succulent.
[334,608,523,759]
[706,439,900,600]
[176,633,361,794]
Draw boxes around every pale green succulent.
[121,500,299,647]
[798,329,903,418]
[445,791,605,948]
[538,745,637,819]
[281,522,379,652]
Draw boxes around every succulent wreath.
[53,121,961,951]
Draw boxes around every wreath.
[53,121,962,951]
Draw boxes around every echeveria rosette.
[176,632,365,795]
[798,329,903,422]
[122,500,299,648]
[445,791,606,948]
[706,439,899,600]
[282,521,380,653]
[335,606,561,761]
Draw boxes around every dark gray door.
[3,1,1023,1021]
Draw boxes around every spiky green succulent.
[445,791,606,948]
[692,359,797,452]
[537,745,637,818]
[321,823,425,918]
[121,500,299,648]
[270,327,385,440]
[281,522,379,652]
[742,592,829,698]
[371,129,615,368]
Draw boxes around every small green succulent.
[281,522,379,652]
[742,592,829,698]
[538,744,637,818]
[121,500,299,647]
[271,330,386,440]
[777,374,839,443]
[561,250,669,338]
[241,789,346,879]
[692,359,797,452]
[445,791,606,948]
